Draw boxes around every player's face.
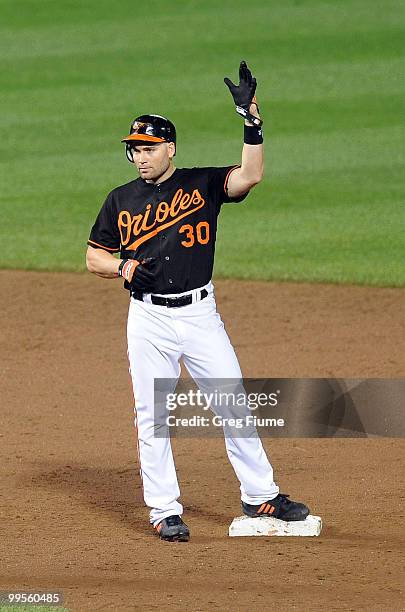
[131,143,175,181]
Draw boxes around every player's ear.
[167,141,176,159]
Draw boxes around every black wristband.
[118,259,138,282]
[118,259,127,275]
[244,124,263,145]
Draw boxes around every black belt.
[132,288,208,308]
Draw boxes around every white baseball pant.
[126,281,279,526]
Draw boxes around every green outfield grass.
[1,0,404,286]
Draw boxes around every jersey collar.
[139,168,179,190]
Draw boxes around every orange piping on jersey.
[87,239,120,252]
[223,165,241,194]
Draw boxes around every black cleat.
[242,493,310,522]
[155,515,190,542]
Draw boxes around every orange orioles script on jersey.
[88,165,248,293]
[118,188,206,251]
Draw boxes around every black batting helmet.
[122,114,176,162]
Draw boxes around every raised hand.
[224,60,257,110]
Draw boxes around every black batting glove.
[130,257,158,292]
[224,60,257,110]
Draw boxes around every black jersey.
[88,166,249,294]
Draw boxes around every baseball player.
[86,61,309,542]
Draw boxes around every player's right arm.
[86,190,135,280]
[86,179,158,291]
[86,245,158,291]
[86,245,121,279]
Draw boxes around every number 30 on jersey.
[179,222,210,247]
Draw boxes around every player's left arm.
[226,104,263,198]
[224,61,264,199]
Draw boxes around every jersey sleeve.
[87,191,121,252]
[207,165,250,205]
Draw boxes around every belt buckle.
[167,295,188,308]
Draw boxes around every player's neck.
[145,163,176,185]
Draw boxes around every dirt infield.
[1,271,404,611]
